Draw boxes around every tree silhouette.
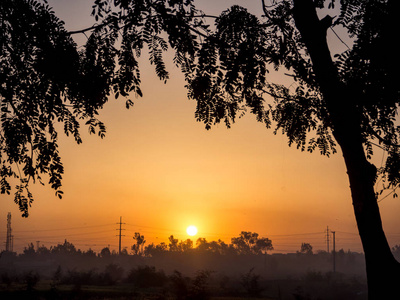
[178,239,194,252]
[100,246,111,258]
[0,0,113,215]
[51,239,77,255]
[144,242,168,257]
[131,232,146,255]
[168,235,180,252]
[23,243,36,256]
[299,243,313,255]
[196,238,209,252]
[231,231,273,254]
[1,0,400,297]
[83,248,97,257]
[196,238,231,254]
[37,244,51,256]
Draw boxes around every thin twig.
[368,127,400,149]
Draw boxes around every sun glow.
[186,225,198,236]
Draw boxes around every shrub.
[126,265,167,288]
[191,270,212,300]
[102,263,124,285]
[24,271,40,291]
[169,270,190,300]
[240,268,263,297]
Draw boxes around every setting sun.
[186,225,198,236]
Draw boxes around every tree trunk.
[292,0,400,298]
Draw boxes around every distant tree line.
[6,231,273,257]
[0,231,372,299]
[7,230,400,259]
[143,231,273,257]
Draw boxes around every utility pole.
[116,217,125,255]
[6,213,12,252]
[332,231,336,273]
[326,226,330,253]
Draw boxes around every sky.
[1,0,400,254]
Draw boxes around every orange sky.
[1,0,400,254]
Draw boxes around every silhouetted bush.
[126,265,168,288]
[303,270,324,282]
[190,270,212,300]
[169,270,190,300]
[1,272,14,288]
[294,271,367,300]
[62,269,96,287]
[216,274,241,296]
[240,268,263,297]
[60,266,125,287]
[23,271,40,291]
[102,263,124,285]
[168,270,213,300]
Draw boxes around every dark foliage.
[240,268,263,297]
[60,265,123,286]
[169,270,212,300]
[23,271,40,291]
[126,265,168,288]
[2,0,398,215]
[0,0,109,215]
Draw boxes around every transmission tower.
[6,212,13,252]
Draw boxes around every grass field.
[0,274,367,300]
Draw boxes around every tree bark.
[292,0,400,298]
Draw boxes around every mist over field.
[0,242,374,299]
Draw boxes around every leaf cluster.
[333,0,400,194]
[0,0,112,216]
[187,0,400,195]
[1,0,207,216]
[90,0,206,102]
[185,3,335,157]
[231,231,273,254]
[3,0,400,214]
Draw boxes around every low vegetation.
[0,232,381,298]
[0,264,367,300]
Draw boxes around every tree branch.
[368,127,400,149]
[67,12,216,36]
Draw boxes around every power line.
[269,232,324,237]
[329,27,351,50]
[4,213,371,254]
[13,223,115,233]
[15,229,115,239]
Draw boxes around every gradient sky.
[1,0,400,254]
